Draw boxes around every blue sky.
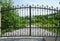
[13,0,60,8]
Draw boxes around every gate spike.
[54,8,56,11]
[17,5,19,7]
[32,4,34,6]
[26,4,28,6]
[49,7,50,9]
[22,4,24,6]
[51,6,54,10]
[47,5,48,7]
[17,5,19,8]
[42,4,44,8]
[49,7,51,10]
[35,5,36,8]
[39,6,41,8]
[37,4,39,6]
[51,6,53,8]
[12,6,15,8]
[56,7,58,10]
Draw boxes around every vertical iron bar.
[55,7,58,41]
[35,6,36,30]
[26,4,28,36]
[20,6,21,36]
[21,6,23,35]
[29,5,31,36]
[51,6,54,36]
[19,6,21,36]
[42,5,43,36]
[47,5,49,36]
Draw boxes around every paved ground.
[0,37,60,41]
[0,37,45,41]
[44,37,60,41]
[2,25,57,36]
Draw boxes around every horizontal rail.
[0,7,59,12]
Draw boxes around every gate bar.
[29,5,31,36]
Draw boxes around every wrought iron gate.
[1,5,60,37]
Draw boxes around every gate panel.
[31,6,59,37]
[1,5,60,37]
[1,6,30,36]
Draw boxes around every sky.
[13,0,60,8]
[13,0,60,17]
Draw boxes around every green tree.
[1,0,21,34]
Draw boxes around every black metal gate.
[1,5,60,37]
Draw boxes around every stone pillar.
[0,5,1,36]
[0,6,1,28]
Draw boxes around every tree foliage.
[1,0,22,33]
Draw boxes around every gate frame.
[0,5,60,37]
